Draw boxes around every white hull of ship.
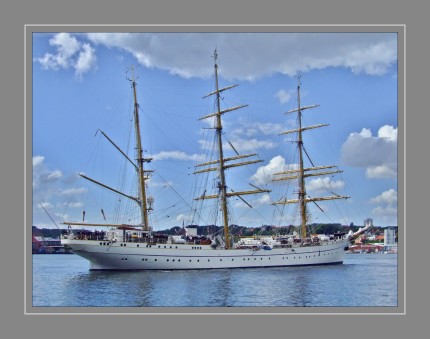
[61,238,349,270]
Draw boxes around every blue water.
[32,253,398,308]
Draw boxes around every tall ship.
[61,51,371,270]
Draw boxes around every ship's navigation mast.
[273,77,349,238]
[195,50,270,249]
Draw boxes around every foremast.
[130,70,151,231]
[273,77,349,238]
[64,69,152,232]
[195,50,270,249]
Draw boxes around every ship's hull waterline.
[61,238,349,270]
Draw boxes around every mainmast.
[273,77,349,238]
[296,78,307,238]
[195,50,270,249]
[213,51,230,248]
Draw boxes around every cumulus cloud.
[369,188,397,223]
[228,137,277,152]
[151,150,201,161]
[84,32,396,80]
[233,193,272,209]
[370,188,397,205]
[33,155,88,225]
[232,120,284,137]
[35,32,396,81]
[341,125,397,179]
[275,89,294,104]
[34,33,97,78]
[307,177,345,192]
[251,155,296,185]
[199,119,282,153]
[175,213,194,223]
[371,205,397,218]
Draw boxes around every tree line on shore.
[33,223,394,239]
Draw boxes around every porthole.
[100,242,103,245]
[154,259,157,261]
[137,244,139,247]
[189,259,192,262]
[166,259,169,262]
[197,260,200,262]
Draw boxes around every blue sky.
[32,32,398,230]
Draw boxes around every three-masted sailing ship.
[61,52,371,270]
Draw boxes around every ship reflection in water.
[32,253,397,308]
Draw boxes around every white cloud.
[369,189,397,223]
[233,193,271,209]
[307,177,345,192]
[341,125,397,179]
[275,89,294,104]
[85,32,396,80]
[371,205,397,218]
[228,137,277,152]
[75,43,97,77]
[33,155,45,167]
[40,170,63,183]
[251,155,296,185]
[366,165,397,179]
[255,193,271,205]
[38,202,53,210]
[34,33,97,78]
[232,120,284,137]
[151,150,201,161]
[59,187,87,196]
[63,201,84,208]
[33,156,62,187]
[370,188,397,205]
[33,155,88,226]
[378,125,397,141]
[175,213,193,223]
[36,32,396,81]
